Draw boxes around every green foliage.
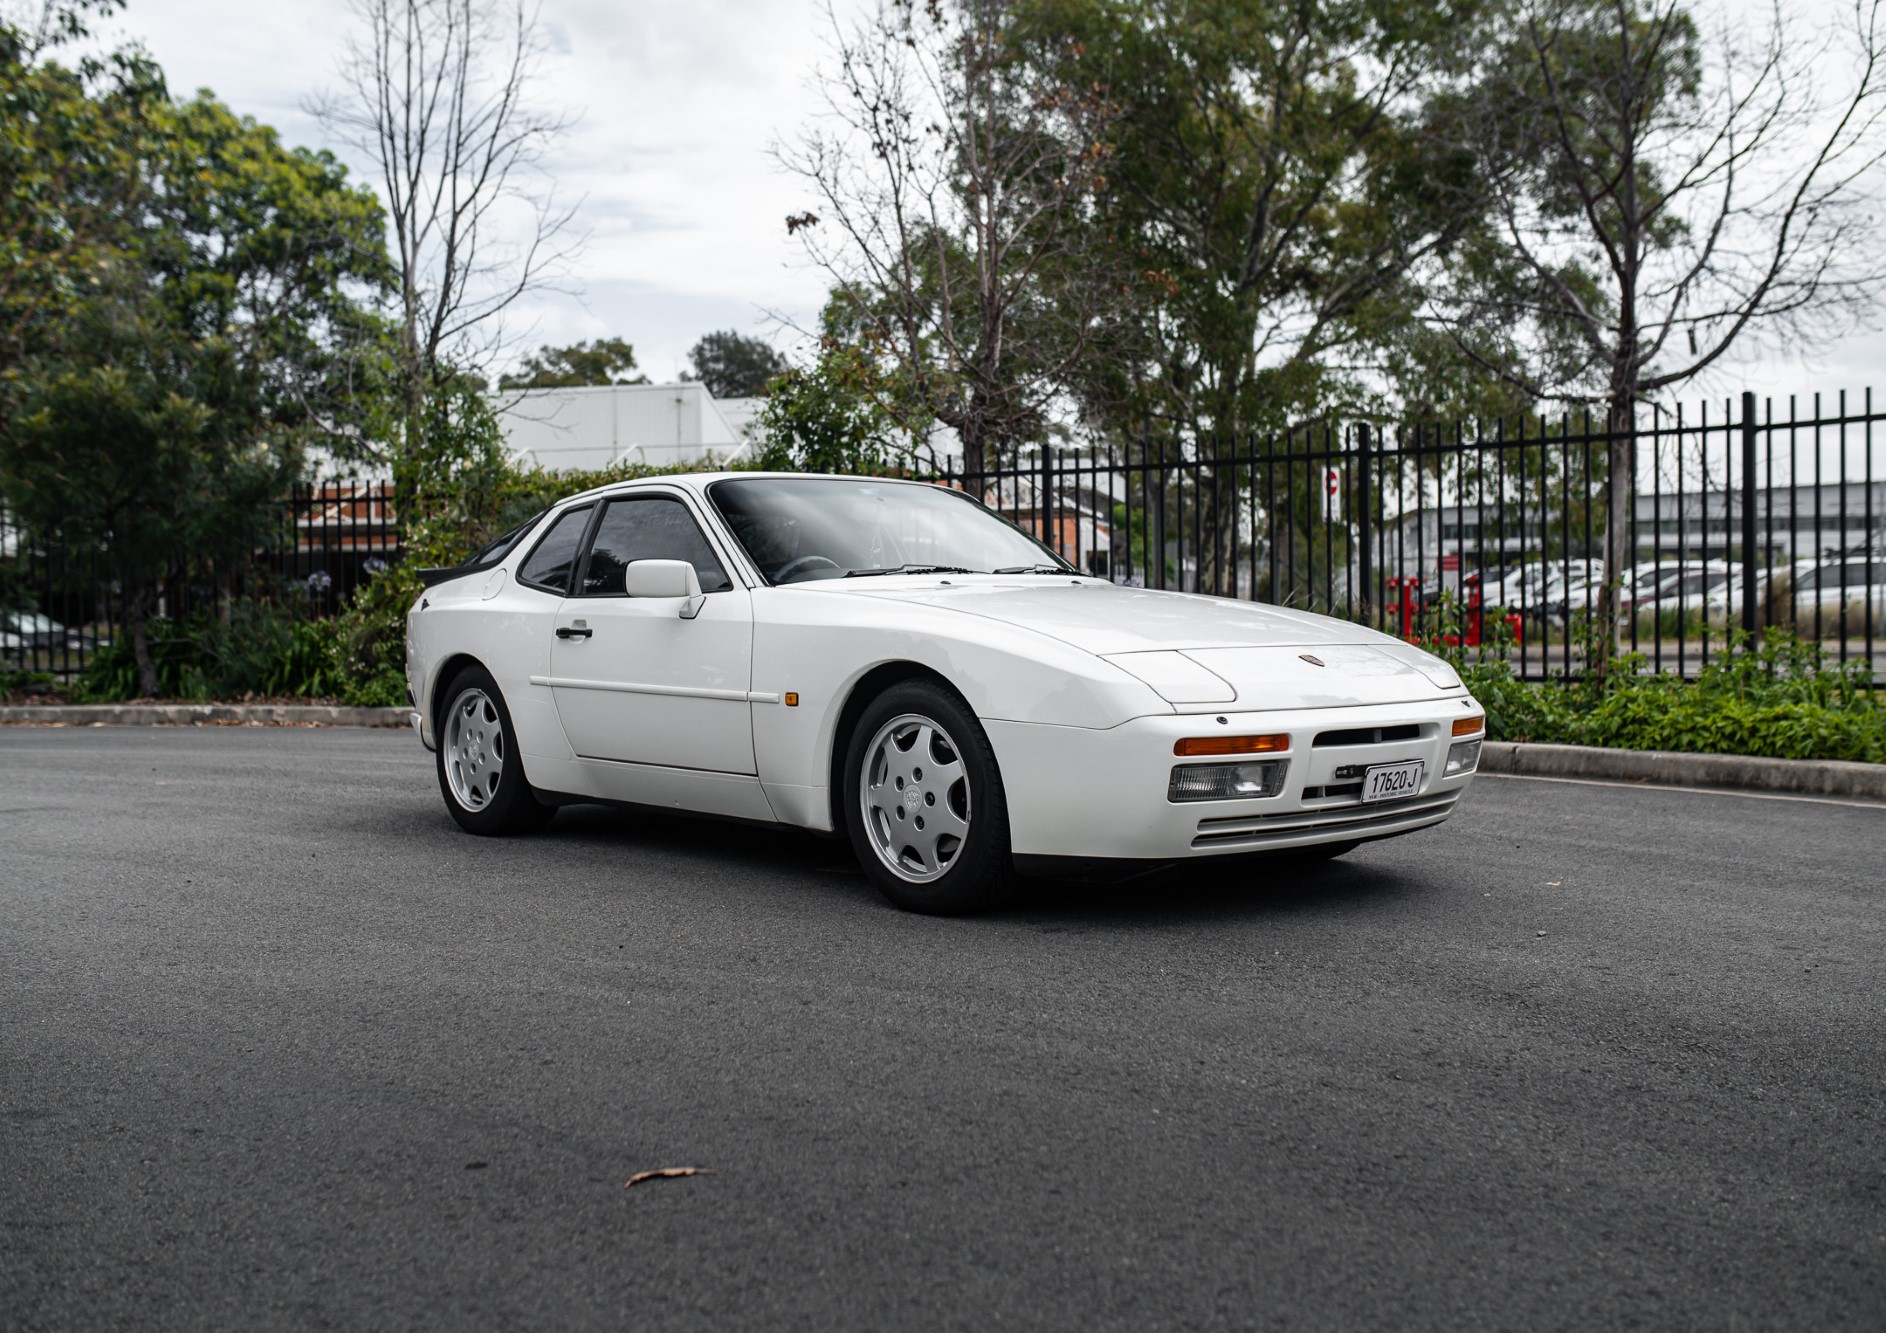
[498,338,647,390]
[684,330,789,398]
[755,337,922,474]
[1427,627,1885,764]
[0,2,162,368]
[74,601,349,702]
[1036,0,1490,442]
[0,20,393,695]
[0,667,57,701]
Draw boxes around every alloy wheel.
[860,712,971,883]
[443,687,506,812]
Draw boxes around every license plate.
[1361,760,1424,803]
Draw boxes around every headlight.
[1445,739,1482,775]
[1168,759,1288,802]
[1105,650,1236,703]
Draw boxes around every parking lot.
[2,726,1882,1330]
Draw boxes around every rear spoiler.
[417,565,474,588]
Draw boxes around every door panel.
[546,493,755,775]
[548,593,755,773]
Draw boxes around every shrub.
[1428,624,1884,764]
[74,598,349,702]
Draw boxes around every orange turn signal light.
[1173,733,1290,757]
[1453,715,1485,737]
[783,692,799,707]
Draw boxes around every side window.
[516,504,594,594]
[578,496,733,596]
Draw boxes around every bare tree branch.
[309,0,581,445]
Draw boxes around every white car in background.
[1789,557,1886,623]
[404,474,1485,913]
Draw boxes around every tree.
[0,1,160,389]
[684,330,789,398]
[1036,0,1487,595]
[755,333,922,473]
[0,76,393,695]
[778,0,1123,475]
[312,0,578,455]
[499,337,646,389]
[1428,0,1886,645]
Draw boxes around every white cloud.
[104,0,854,378]
[88,0,1886,409]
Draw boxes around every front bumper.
[985,696,1482,863]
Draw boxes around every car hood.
[839,578,1380,651]
[835,577,1463,709]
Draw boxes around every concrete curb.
[1481,740,1886,802]
[0,703,409,728]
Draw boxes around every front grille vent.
[1313,723,1421,748]
[1192,790,1459,849]
[1301,782,1364,801]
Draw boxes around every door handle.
[555,625,593,640]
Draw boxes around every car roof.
[551,470,941,507]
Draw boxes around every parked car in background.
[0,611,86,652]
[1617,561,1738,616]
[1484,558,1602,619]
[1789,558,1886,623]
[405,473,1487,914]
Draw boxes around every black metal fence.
[5,395,1881,685]
[935,390,1884,682]
[1,481,398,678]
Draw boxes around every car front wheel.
[843,680,1012,914]
[435,664,554,836]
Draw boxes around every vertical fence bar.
[1837,391,1850,669]
[1560,413,1572,678]
[1813,394,1825,650]
[1356,423,1374,630]
[1866,388,1876,689]
[1741,391,1759,646]
[1582,413,1595,663]
[1677,403,1690,676]
[1704,399,1720,671]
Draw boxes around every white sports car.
[406,473,1484,912]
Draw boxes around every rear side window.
[577,496,732,596]
[516,505,593,594]
[469,511,544,567]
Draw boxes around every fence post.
[1039,443,1053,556]
[1741,390,1759,646]
[1355,423,1374,628]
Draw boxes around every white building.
[497,382,761,472]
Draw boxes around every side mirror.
[624,559,705,619]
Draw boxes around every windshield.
[708,477,1070,584]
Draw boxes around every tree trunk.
[125,586,160,699]
[958,415,987,488]
[1594,393,1636,678]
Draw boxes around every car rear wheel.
[435,664,555,836]
[843,680,1012,914]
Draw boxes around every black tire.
[434,664,555,836]
[842,679,1014,915]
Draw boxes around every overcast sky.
[94,0,1886,411]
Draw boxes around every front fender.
[748,587,1170,830]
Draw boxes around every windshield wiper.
[842,563,979,578]
[992,564,1081,575]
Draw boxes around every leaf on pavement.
[624,1167,718,1189]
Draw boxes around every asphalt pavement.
[2,727,1882,1331]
